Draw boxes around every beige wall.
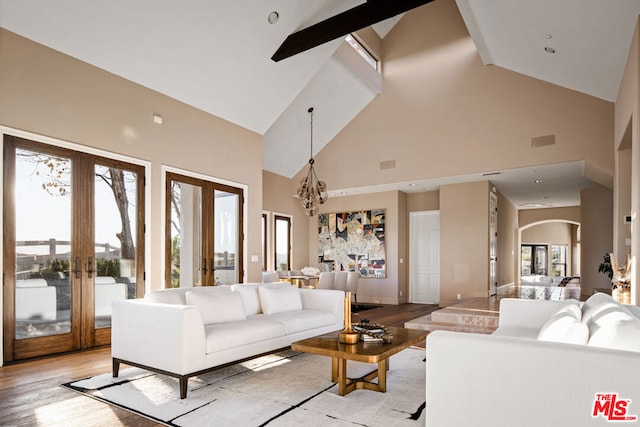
[262,171,310,272]
[519,207,581,228]
[497,191,518,286]
[439,181,491,306]
[0,29,264,289]
[615,18,640,305]
[580,186,614,296]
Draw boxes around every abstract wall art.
[317,209,385,278]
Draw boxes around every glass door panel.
[14,148,73,339]
[168,179,203,287]
[274,215,291,272]
[214,189,239,285]
[521,246,532,276]
[535,246,547,275]
[93,165,139,328]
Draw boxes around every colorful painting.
[318,209,385,278]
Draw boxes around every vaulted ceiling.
[1,0,637,207]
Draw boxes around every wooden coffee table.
[291,326,427,396]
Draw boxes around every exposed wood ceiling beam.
[271,0,435,62]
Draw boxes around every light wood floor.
[0,303,438,427]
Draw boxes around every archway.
[517,219,581,299]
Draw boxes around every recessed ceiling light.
[545,34,553,39]
[408,183,417,187]
[152,113,163,124]
[544,46,556,54]
[268,11,279,24]
[533,179,543,184]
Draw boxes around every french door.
[3,135,145,361]
[165,172,243,287]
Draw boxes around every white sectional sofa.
[426,293,640,427]
[112,283,344,398]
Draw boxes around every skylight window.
[345,34,378,71]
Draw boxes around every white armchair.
[333,271,348,291]
[316,271,335,289]
[346,271,360,306]
[261,271,280,283]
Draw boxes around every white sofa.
[94,276,127,317]
[15,278,57,321]
[426,293,640,427]
[112,283,345,398]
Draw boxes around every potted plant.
[597,253,613,280]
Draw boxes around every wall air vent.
[380,160,396,170]
[531,134,556,148]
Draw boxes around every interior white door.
[410,211,440,304]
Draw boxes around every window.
[345,34,378,71]
[551,245,567,277]
[166,172,243,287]
[261,213,267,271]
[274,214,291,271]
[521,244,547,276]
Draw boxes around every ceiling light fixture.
[544,46,556,54]
[296,107,328,216]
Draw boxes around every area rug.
[61,348,425,427]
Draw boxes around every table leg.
[337,358,348,396]
[377,357,388,393]
[331,357,338,382]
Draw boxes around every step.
[405,314,496,335]
[430,307,499,329]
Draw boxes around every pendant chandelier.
[297,107,328,216]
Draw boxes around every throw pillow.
[537,301,589,345]
[581,292,617,324]
[185,291,246,325]
[259,285,303,315]
[588,318,640,352]
[231,284,262,316]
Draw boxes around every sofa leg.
[112,359,120,378]
[179,376,188,399]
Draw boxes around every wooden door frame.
[164,172,244,288]
[3,135,146,361]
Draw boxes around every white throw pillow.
[538,312,589,345]
[259,286,303,315]
[231,284,262,316]
[185,291,246,325]
[588,318,640,352]
[553,299,582,320]
[581,292,616,324]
